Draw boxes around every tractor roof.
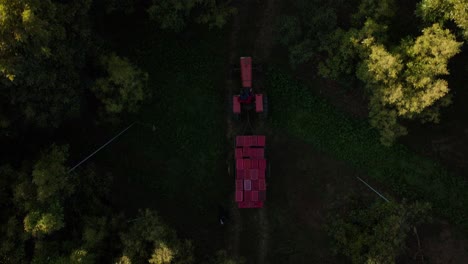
[240,57,252,88]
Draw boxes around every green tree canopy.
[287,0,463,145]
[329,200,431,264]
[103,0,135,14]
[417,0,468,39]
[0,0,92,127]
[92,54,149,117]
[14,144,73,237]
[275,0,343,67]
[208,250,245,264]
[147,0,236,31]
[358,24,462,145]
[118,209,194,264]
[1,153,118,263]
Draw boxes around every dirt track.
[224,0,278,262]
[224,1,468,263]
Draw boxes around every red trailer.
[234,135,267,208]
[232,57,267,118]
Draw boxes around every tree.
[351,0,396,26]
[318,0,396,83]
[1,157,231,263]
[328,200,431,264]
[318,18,391,83]
[147,0,236,31]
[417,0,468,39]
[196,0,237,29]
[103,0,135,14]
[0,0,92,128]
[32,145,72,203]
[92,54,149,117]
[14,144,73,237]
[358,24,461,145]
[208,250,245,264]
[0,165,28,263]
[0,216,28,263]
[275,0,343,68]
[118,209,194,264]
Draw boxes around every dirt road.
[224,0,279,263]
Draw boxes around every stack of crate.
[234,135,267,208]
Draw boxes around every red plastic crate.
[244,169,251,179]
[243,159,251,169]
[258,169,265,179]
[244,180,252,191]
[251,191,259,201]
[257,136,266,146]
[236,180,243,191]
[250,169,258,180]
[251,159,259,169]
[243,147,250,157]
[244,136,252,147]
[236,159,243,169]
[244,190,252,201]
[235,148,243,159]
[251,136,258,146]
[236,169,245,179]
[259,179,266,190]
[235,191,243,202]
[259,159,266,169]
[251,180,259,190]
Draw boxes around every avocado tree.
[147,0,236,31]
[417,0,468,39]
[92,54,149,118]
[14,144,74,237]
[328,200,431,264]
[0,0,92,128]
[358,24,461,145]
[118,209,194,264]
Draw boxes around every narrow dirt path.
[225,0,280,262]
[225,3,242,258]
[253,0,278,62]
[253,1,279,263]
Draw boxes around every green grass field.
[83,11,467,262]
[92,20,231,257]
[266,68,468,231]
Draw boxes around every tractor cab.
[232,57,267,116]
[239,87,254,103]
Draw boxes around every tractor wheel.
[261,95,268,119]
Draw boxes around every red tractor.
[230,57,268,209]
[231,57,268,119]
